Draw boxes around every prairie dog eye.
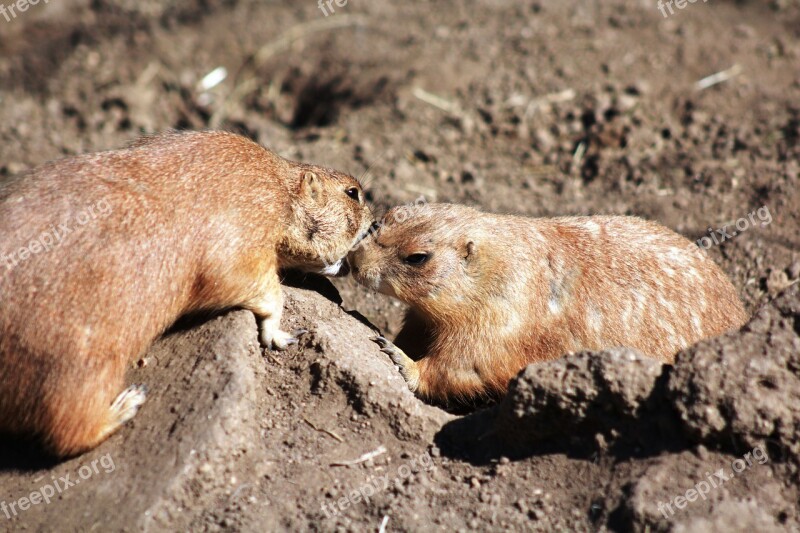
[345,187,361,201]
[404,253,430,266]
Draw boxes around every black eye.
[345,187,360,201]
[404,253,430,266]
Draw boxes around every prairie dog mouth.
[320,258,350,277]
[349,265,391,296]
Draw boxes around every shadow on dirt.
[434,371,689,467]
[0,437,60,473]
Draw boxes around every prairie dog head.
[349,203,486,317]
[279,167,374,276]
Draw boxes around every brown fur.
[349,203,747,404]
[0,130,374,457]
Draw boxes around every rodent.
[348,203,748,405]
[0,130,374,457]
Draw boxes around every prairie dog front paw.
[372,336,420,392]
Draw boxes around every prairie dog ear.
[300,171,324,202]
[463,240,477,262]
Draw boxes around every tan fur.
[349,203,747,404]
[0,130,374,457]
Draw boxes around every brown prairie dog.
[0,130,374,457]
[349,203,747,404]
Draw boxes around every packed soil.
[1,0,800,531]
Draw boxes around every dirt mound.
[669,284,800,465]
[496,348,665,444]
[0,285,452,531]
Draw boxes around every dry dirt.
[1,0,800,531]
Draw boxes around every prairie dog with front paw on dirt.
[0,130,374,457]
[349,203,747,404]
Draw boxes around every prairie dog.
[0,130,374,457]
[349,203,747,404]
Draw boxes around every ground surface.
[0,0,799,531]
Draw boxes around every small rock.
[766,269,791,294]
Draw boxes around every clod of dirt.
[668,284,800,464]
[462,348,669,460]
[436,348,669,463]
[499,348,664,436]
